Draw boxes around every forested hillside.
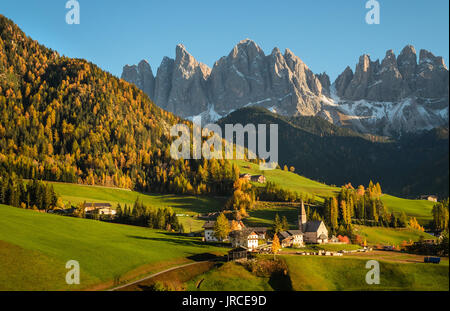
[0,15,237,195]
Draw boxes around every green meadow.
[354,225,436,246]
[233,159,338,199]
[186,261,273,291]
[283,256,449,291]
[49,182,225,232]
[0,205,227,290]
[232,160,436,225]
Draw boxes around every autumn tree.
[272,233,281,257]
[214,212,231,241]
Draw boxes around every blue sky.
[0,0,448,81]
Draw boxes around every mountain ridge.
[122,40,449,136]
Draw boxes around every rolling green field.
[354,225,436,246]
[233,160,436,225]
[0,205,227,290]
[288,244,363,252]
[49,182,225,232]
[186,261,273,291]
[283,256,449,291]
[51,182,224,215]
[48,160,436,231]
[233,159,338,199]
[184,255,449,291]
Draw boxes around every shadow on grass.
[268,271,293,291]
[126,232,230,250]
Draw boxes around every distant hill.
[218,107,449,198]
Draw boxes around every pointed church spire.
[299,200,307,232]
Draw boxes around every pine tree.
[281,216,289,231]
[273,213,283,233]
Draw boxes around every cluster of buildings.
[203,201,329,251]
[83,202,116,216]
[419,195,438,202]
[239,173,267,184]
[277,202,329,247]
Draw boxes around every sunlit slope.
[0,205,226,290]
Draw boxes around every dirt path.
[107,261,208,291]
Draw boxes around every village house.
[228,247,248,261]
[250,175,266,183]
[277,230,304,248]
[277,231,294,248]
[239,173,251,181]
[250,227,269,240]
[83,203,116,216]
[419,195,438,202]
[202,219,245,242]
[229,229,259,251]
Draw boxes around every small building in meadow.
[420,195,438,202]
[250,175,266,184]
[83,203,116,216]
[239,173,251,181]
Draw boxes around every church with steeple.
[298,200,329,244]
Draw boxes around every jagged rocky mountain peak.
[122,42,448,136]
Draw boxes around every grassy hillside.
[186,262,273,291]
[233,159,338,199]
[48,182,225,232]
[232,160,436,224]
[354,225,436,246]
[283,256,449,291]
[0,205,227,290]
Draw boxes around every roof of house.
[246,227,269,234]
[287,230,304,236]
[303,220,324,233]
[84,203,112,208]
[230,228,257,239]
[278,231,292,240]
[202,221,216,229]
[203,220,244,229]
[229,246,248,253]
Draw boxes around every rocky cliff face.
[121,60,155,100]
[122,39,328,121]
[122,41,448,136]
[331,46,449,135]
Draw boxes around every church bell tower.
[298,200,307,232]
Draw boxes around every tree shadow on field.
[268,271,293,291]
[126,235,207,248]
[186,253,225,262]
